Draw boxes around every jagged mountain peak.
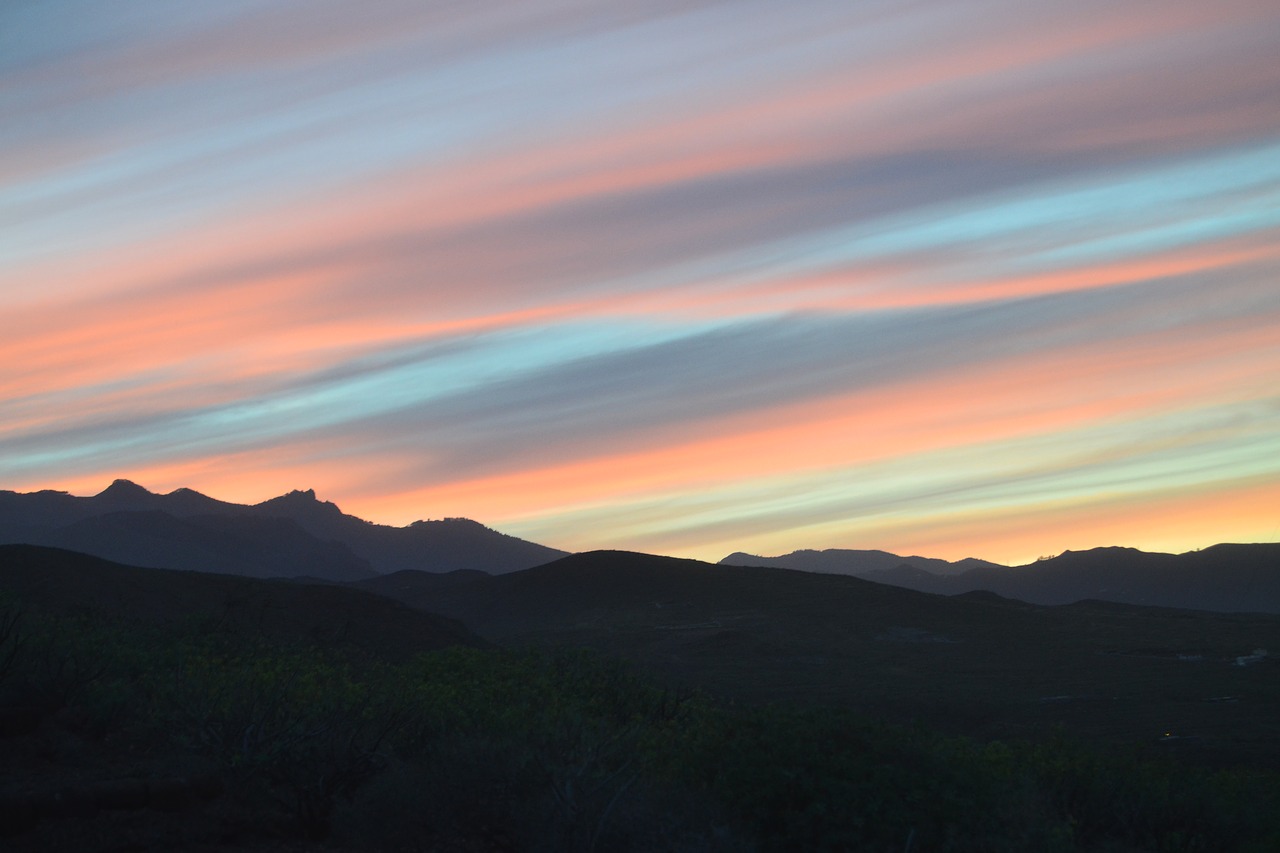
[411,517,487,529]
[270,487,320,502]
[97,478,152,498]
[255,488,341,514]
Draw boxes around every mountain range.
[0,480,566,582]
[3,480,1277,613]
[723,544,1280,613]
[3,486,1278,850]
[721,548,1003,576]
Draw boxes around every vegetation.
[3,594,1279,852]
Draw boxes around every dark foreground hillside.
[357,550,1280,768]
[3,545,1279,851]
[0,544,483,658]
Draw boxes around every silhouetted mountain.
[0,479,234,533]
[253,489,566,574]
[93,477,161,509]
[0,480,567,578]
[0,544,484,657]
[957,544,1280,612]
[722,544,1280,613]
[35,510,375,581]
[255,487,347,530]
[157,485,241,516]
[721,548,1003,577]
[0,489,83,535]
[751,543,1280,613]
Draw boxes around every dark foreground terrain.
[3,544,1279,851]
[358,550,1280,767]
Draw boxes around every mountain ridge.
[721,547,1005,577]
[729,542,1280,613]
[0,480,567,580]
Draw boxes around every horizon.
[7,476,1275,568]
[4,2,1279,568]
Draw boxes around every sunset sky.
[4,0,1279,565]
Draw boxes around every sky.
[3,0,1279,566]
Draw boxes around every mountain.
[0,544,484,658]
[0,480,567,579]
[945,544,1280,612]
[253,488,566,575]
[723,544,1280,613]
[720,548,1002,577]
[41,510,375,581]
[352,549,1280,767]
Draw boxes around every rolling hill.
[353,549,1280,767]
[0,544,484,657]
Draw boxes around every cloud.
[3,0,1280,559]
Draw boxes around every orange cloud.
[338,305,1277,532]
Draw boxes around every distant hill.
[846,544,1280,613]
[357,549,1000,639]
[722,544,1280,614]
[0,480,567,580]
[0,544,485,657]
[720,548,1002,577]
